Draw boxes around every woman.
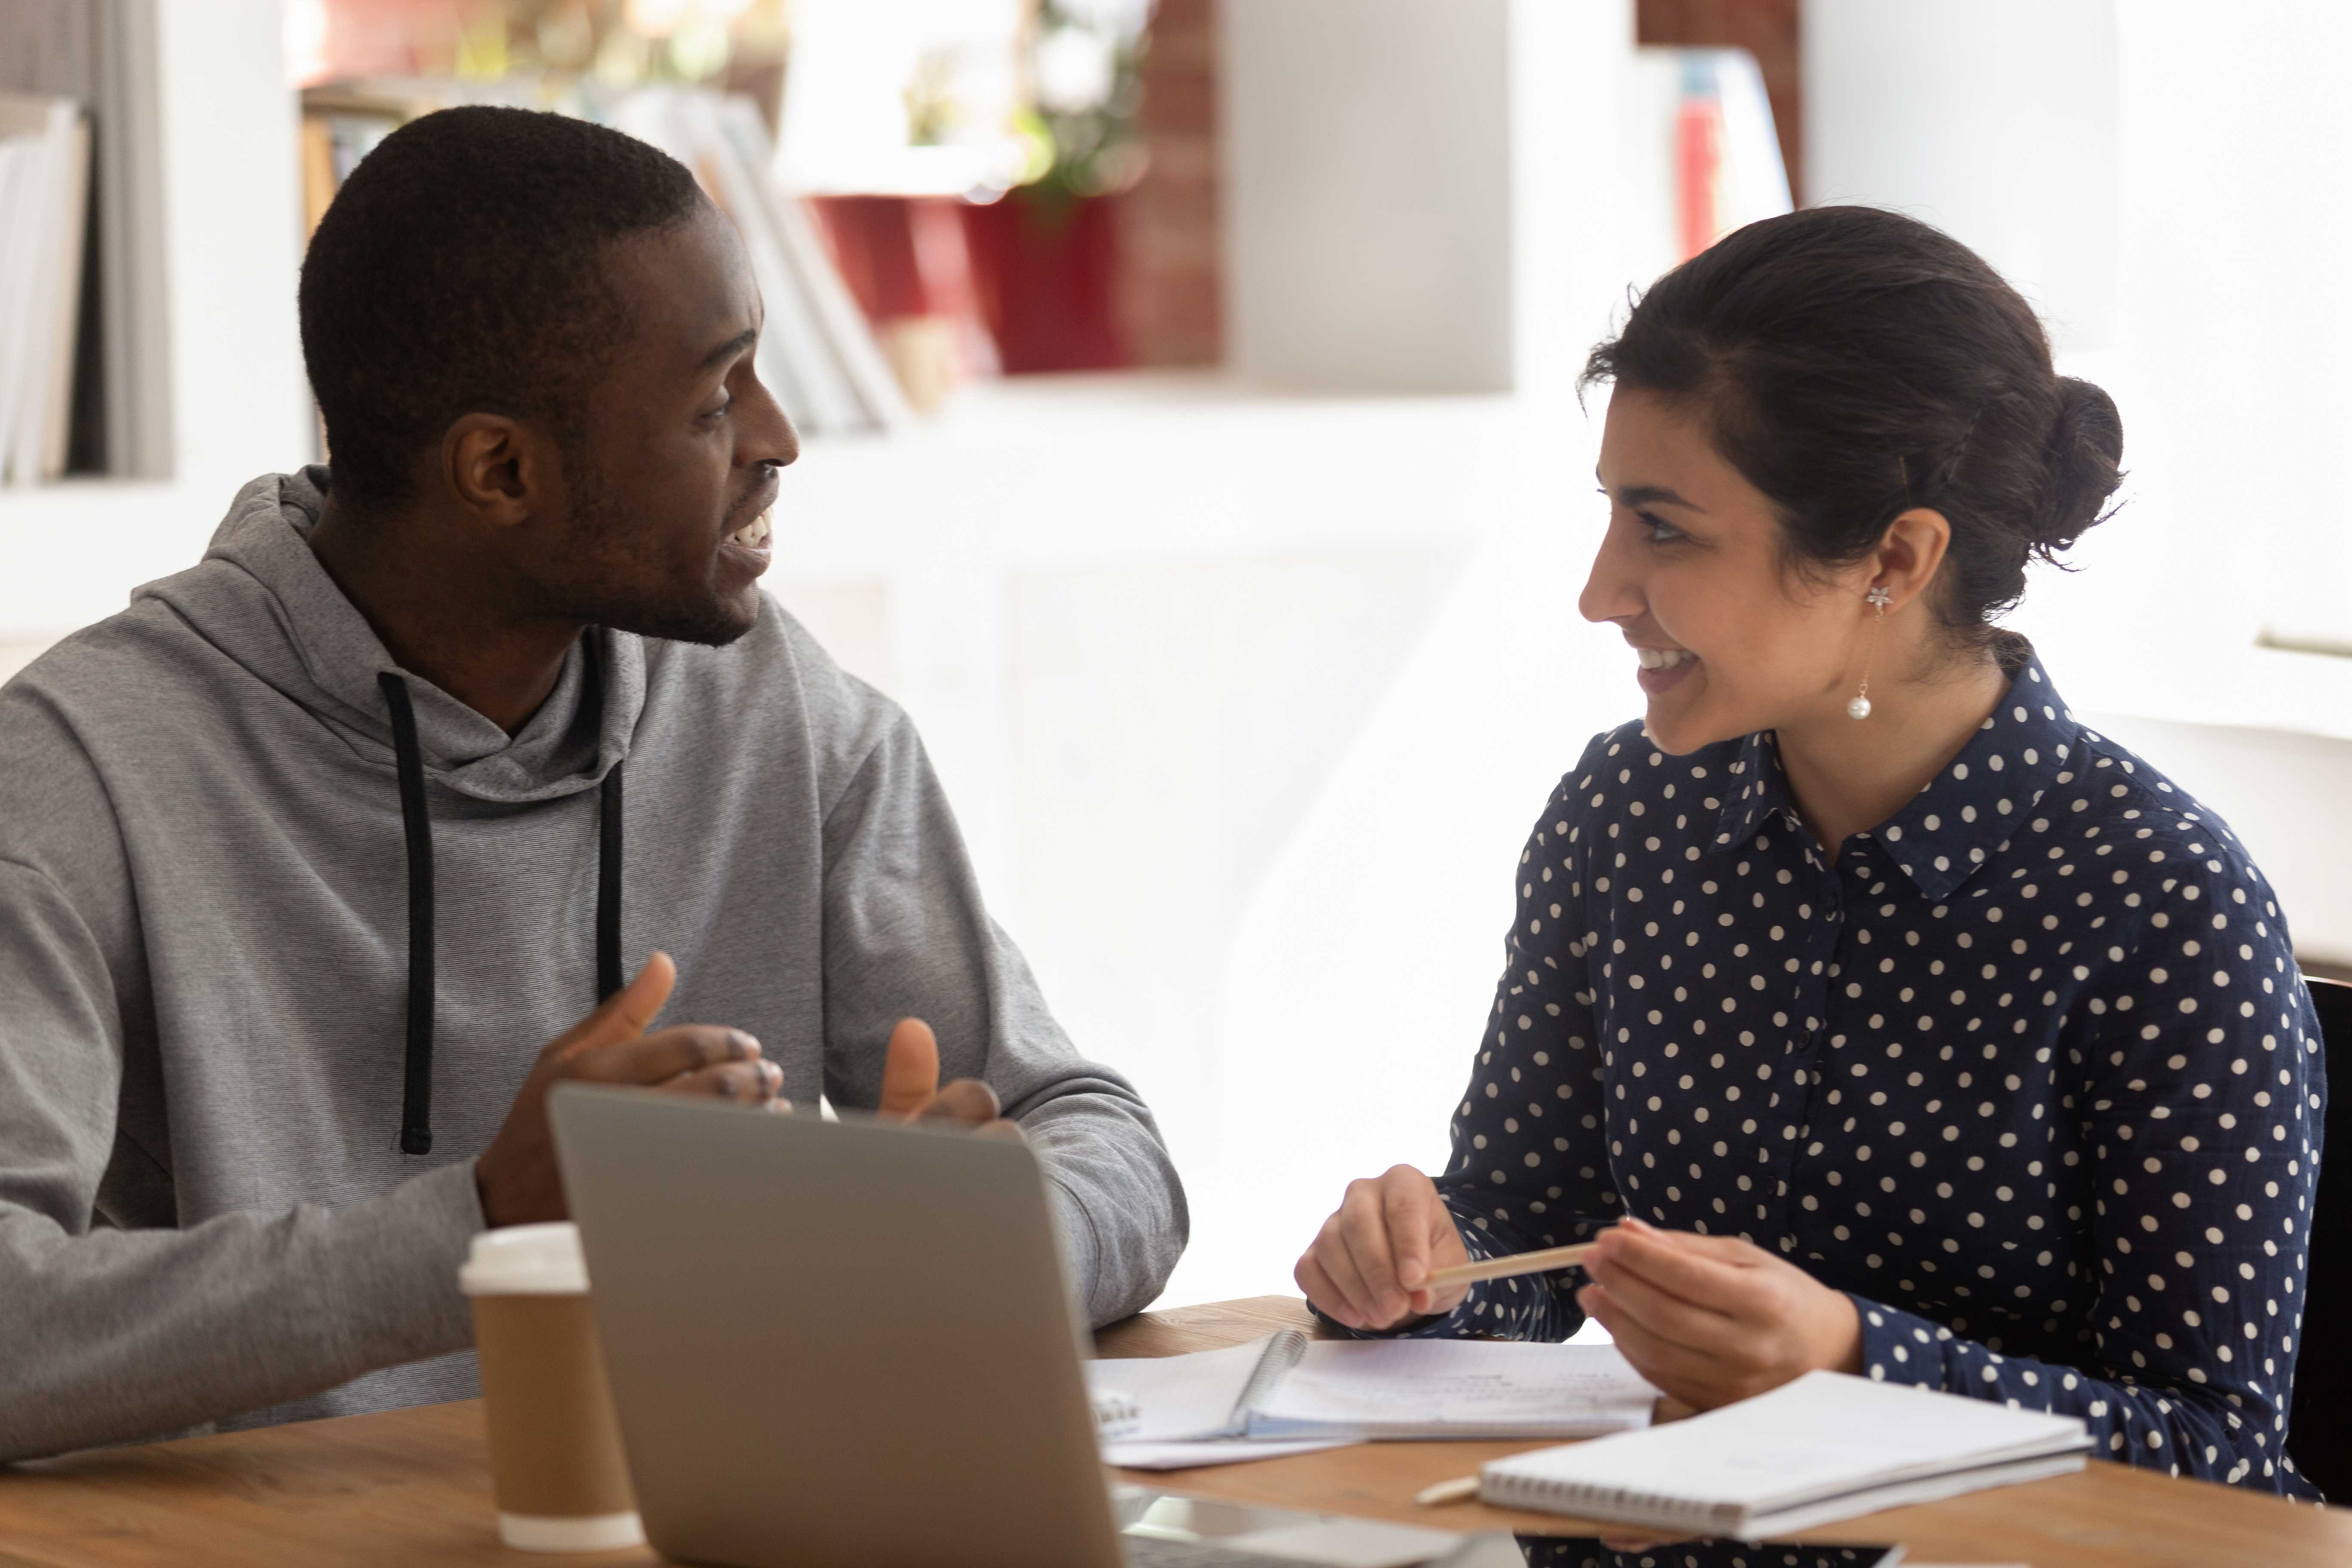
[1295,206,2324,1499]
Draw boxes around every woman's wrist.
[1819,1290,1864,1375]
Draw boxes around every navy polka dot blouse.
[1395,651,2326,1497]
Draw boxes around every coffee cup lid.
[459,1221,590,1296]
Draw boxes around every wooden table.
[2,1295,2346,1565]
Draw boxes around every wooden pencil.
[1424,1237,1604,1290]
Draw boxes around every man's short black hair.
[299,105,706,508]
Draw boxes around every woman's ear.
[1871,507,1954,610]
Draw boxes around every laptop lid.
[549,1085,1122,1568]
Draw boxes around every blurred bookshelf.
[0,0,312,638]
[0,0,175,487]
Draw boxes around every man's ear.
[439,413,547,530]
[1870,507,1954,611]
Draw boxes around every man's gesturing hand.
[475,952,783,1227]
[1294,1164,1472,1331]
[876,1017,1020,1139]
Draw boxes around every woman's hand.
[1294,1165,1472,1331]
[1576,1216,1862,1410]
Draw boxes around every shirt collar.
[1707,650,2083,901]
[1708,729,1800,856]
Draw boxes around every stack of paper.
[1480,1369,2092,1538]
[1088,1332,1659,1471]
[0,93,90,486]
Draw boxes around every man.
[0,107,1185,1461]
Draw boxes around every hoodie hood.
[132,467,643,804]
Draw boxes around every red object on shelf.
[1675,91,1725,262]
[959,192,1131,374]
[807,195,977,323]
[807,195,998,404]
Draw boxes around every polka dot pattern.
[1373,655,2326,1499]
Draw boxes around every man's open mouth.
[727,510,772,549]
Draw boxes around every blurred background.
[1,0,2349,1309]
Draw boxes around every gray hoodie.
[0,469,1185,1461]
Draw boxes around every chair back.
[2289,974,2352,1501]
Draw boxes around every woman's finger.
[1593,1221,1768,1312]
[1580,1249,1748,1357]
[1379,1167,1443,1289]
[1335,1182,1410,1326]
[1314,1213,1387,1327]
[1577,1283,1722,1402]
[1296,1245,1364,1330]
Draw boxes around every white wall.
[1506,0,1633,401]
[1804,0,2118,353]
[1224,0,1517,392]
[2101,3,2352,655]
[1223,0,1633,395]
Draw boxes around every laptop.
[545,1084,1477,1568]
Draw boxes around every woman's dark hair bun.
[2037,376,2124,557]
[1583,206,2128,651]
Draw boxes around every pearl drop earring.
[1848,585,1893,720]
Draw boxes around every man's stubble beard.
[556,454,758,649]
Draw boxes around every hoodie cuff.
[1044,1174,1108,1324]
[319,1160,489,1371]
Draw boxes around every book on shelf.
[0,92,91,487]
[0,0,175,482]
[1620,47,1793,291]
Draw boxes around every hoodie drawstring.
[378,671,624,1156]
[596,759,624,1004]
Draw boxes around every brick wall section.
[1117,0,1222,367]
[1636,0,1802,203]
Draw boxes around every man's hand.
[1293,1164,1472,1331]
[876,1017,1020,1139]
[475,952,783,1226]
[1575,1216,1862,1410]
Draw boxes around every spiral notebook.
[1478,1369,2091,1539]
[1088,1329,1658,1450]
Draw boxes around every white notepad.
[1479,1370,2092,1539]
[1088,1329,1659,1446]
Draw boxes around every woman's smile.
[1633,644,1699,695]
